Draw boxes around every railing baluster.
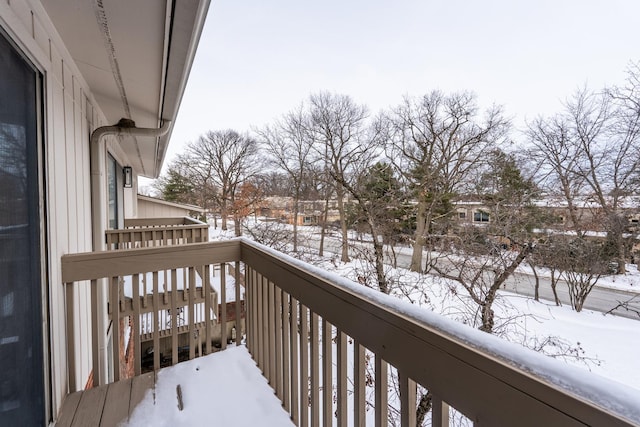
[141,274,148,309]
[310,312,320,427]
[259,274,267,374]
[432,395,449,427]
[268,280,277,388]
[336,330,347,426]
[300,304,309,427]
[171,269,178,365]
[354,341,366,427]
[163,269,168,305]
[322,319,332,427]
[90,279,100,387]
[182,269,188,303]
[65,281,77,392]
[110,276,121,382]
[399,371,416,427]
[275,286,284,401]
[245,266,252,353]
[246,267,254,353]
[152,271,160,370]
[282,291,291,414]
[220,262,227,349]
[133,274,141,376]
[290,296,300,425]
[234,262,242,346]
[188,267,196,360]
[204,264,212,355]
[375,355,388,427]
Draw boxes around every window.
[473,211,490,222]
[0,30,45,425]
[107,154,124,229]
[458,212,466,219]
[107,155,118,229]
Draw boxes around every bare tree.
[308,92,370,263]
[259,105,315,252]
[528,238,563,306]
[527,114,587,236]
[552,237,609,312]
[153,152,219,219]
[336,157,395,294]
[529,84,640,273]
[387,91,509,272]
[185,130,260,234]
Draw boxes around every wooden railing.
[105,217,208,249]
[61,239,640,426]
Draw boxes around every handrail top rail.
[61,237,640,425]
[123,216,206,228]
[61,239,241,282]
[105,223,209,234]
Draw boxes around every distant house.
[136,194,205,220]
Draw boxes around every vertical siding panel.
[51,43,73,392]
[80,93,92,253]
[73,79,85,253]
[45,55,65,412]
[63,60,88,383]
[8,0,32,33]
[32,14,49,58]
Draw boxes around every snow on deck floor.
[125,346,293,427]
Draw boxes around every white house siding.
[0,0,137,420]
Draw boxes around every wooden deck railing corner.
[61,239,640,427]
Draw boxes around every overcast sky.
[159,0,639,173]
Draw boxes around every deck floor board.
[56,391,82,427]
[101,377,133,427]
[71,384,108,427]
[57,373,155,427]
[129,371,155,416]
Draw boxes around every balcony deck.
[57,346,293,427]
[59,238,640,426]
[57,371,155,427]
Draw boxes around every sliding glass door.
[0,30,45,425]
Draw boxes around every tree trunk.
[617,238,626,274]
[481,245,533,333]
[319,197,329,257]
[366,217,388,294]
[410,200,428,272]
[336,188,350,262]
[530,263,540,301]
[480,300,495,333]
[389,242,398,269]
[416,391,432,427]
[292,197,299,252]
[550,271,561,306]
[221,201,228,231]
[234,215,242,237]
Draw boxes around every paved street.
[299,233,640,320]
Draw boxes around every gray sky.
[160,0,639,171]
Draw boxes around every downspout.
[89,118,170,385]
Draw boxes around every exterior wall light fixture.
[123,166,133,188]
